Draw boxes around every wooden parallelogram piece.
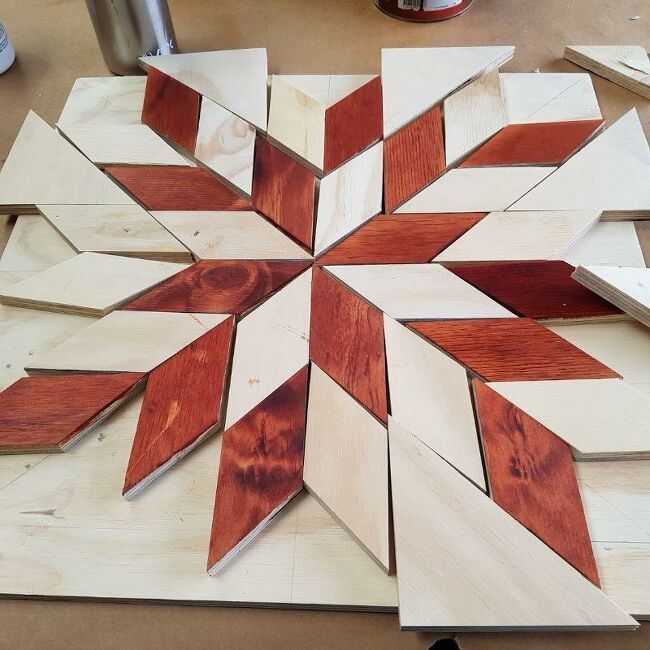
[388,416,637,631]
[207,366,308,576]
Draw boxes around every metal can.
[85,0,178,75]
[376,0,475,22]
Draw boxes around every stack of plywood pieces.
[0,46,649,635]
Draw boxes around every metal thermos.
[85,0,178,75]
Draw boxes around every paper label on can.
[397,0,462,10]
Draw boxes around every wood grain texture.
[124,260,310,314]
[383,104,445,213]
[310,266,387,423]
[105,166,251,211]
[461,120,604,167]
[388,416,635,631]
[141,67,200,152]
[473,381,600,586]
[637,221,650,267]
[251,137,315,249]
[0,372,145,453]
[208,366,308,575]
[449,261,622,320]
[323,76,383,173]
[316,212,485,265]
[123,317,234,498]
[410,318,619,381]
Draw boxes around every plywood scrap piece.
[194,98,255,196]
[489,378,650,460]
[124,259,310,314]
[461,120,604,167]
[316,212,485,265]
[434,210,600,262]
[208,366,308,575]
[562,221,646,268]
[381,46,514,137]
[572,265,650,328]
[314,142,383,255]
[140,48,268,130]
[152,211,312,261]
[410,318,619,381]
[474,381,600,585]
[510,110,650,218]
[225,270,311,428]
[383,105,445,213]
[310,267,387,423]
[384,316,485,489]
[251,137,315,249]
[57,123,193,167]
[444,69,507,166]
[0,111,135,213]
[500,72,601,124]
[0,252,187,317]
[123,317,234,499]
[304,364,390,571]
[638,222,650,267]
[0,372,145,454]
[38,204,192,263]
[565,45,650,100]
[388,416,636,631]
[26,311,229,374]
[267,74,381,172]
[58,76,146,126]
[396,167,554,214]
[329,263,514,320]
[449,260,622,321]
[105,166,251,211]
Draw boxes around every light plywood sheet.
[195,98,255,196]
[562,221,646,268]
[25,311,228,374]
[140,49,268,130]
[39,205,192,263]
[0,253,188,317]
[489,379,650,460]
[280,75,376,107]
[384,316,486,489]
[381,46,514,137]
[152,211,312,261]
[304,364,390,572]
[500,73,602,124]
[444,69,507,166]
[57,124,193,167]
[58,76,146,126]
[0,112,136,213]
[434,210,600,262]
[225,269,311,428]
[510,110,650,218]
[329,264,515,320]
[396,167,554,214]
[314,142,383,255]
[388,416,637,631]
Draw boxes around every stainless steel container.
[85,0,178,75]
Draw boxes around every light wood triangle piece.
[139,49,268,130]
[388,416,637,631]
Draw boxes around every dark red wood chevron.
[474,381,600,586]
[207,366,308,574]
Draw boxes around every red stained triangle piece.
[460,120,604,167]
[105,166,252,211]
[251,137,315,250]
[384,104,446,213]
[123,317,235,498]
[141,67,201,152]
[316,212,485,265]
[310,266,387,423]
[207,366,308,574]
[0,372,146,453]
[474,381,601,586]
